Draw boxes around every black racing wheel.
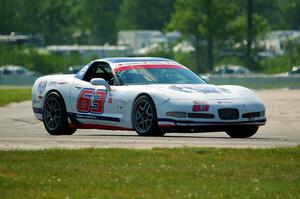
[42,92,76,135]
[132,95,164,136]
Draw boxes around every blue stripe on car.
[69,113,120,122]
[32,107,121,123]
[33,107,42,114]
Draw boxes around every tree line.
[2,0,299,44]
[0,0,175,45]
[1,0,300,73]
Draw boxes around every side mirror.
[201,75,210,83]
[91,78,110,90]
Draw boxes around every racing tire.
[225,126,259,138]
[42,92,76,135]
[132,95,164,136]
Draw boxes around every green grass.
[0,88,31,106]
[0,147,299,198]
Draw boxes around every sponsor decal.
[38,80,47,92]
[48,81,57,86]
[70,113,120,122]
[107,92,113,104]
[169,85,221,94]
[218,87,231,93]
[193,100,205,105]
[192,87,220,94]
[108,97,113,104]
[217,100,233,104]
[169,85,195,93]
[75,114,97,119]
[38,80,47,97]
[48,80,67,86]
[57,80,67,84]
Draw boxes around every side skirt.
[68,113,133,131]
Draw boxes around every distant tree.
[0,0,25,34]
[34,1,76,44]
[277,0,300,29]
[80,0,121,44]
[168,0,237,72]
[227,0,269,68]
[246,0,253,67]
[245,0,300,31]
[0,0,121,45]
[252,0,282,29]
[117,0,175,30]
[0,0,77,44]
[1,0,295,49]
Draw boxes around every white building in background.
[46,45,130,58]
[0,32,44,46]
[173,40,195,53]
[258,30,300,57]
[118,30,166,52]
[118,30,181,55]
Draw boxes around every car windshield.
[114,64,206,85]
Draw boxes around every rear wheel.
[226,126,258,138]
[132,95,164,136]
[43,92,76,135]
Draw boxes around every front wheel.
[132,95,164,136]
[43,92,76,135]
[226,126,259,138]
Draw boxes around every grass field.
[0,88,31,106]
[0,147,299,198]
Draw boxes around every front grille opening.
[242,112,261,118]
[188,113,215,119]
[218,108,239,120]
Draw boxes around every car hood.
[144,84,243,100]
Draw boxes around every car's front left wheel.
[43,92,76,135]
[132,95,164,136]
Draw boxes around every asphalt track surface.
[0,89,299,150]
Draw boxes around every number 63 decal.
[77,88,107,113]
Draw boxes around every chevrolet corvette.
[32,57,266,138]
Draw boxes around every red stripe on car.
[114,64,184,72]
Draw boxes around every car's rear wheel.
[132,95,164,136]
[43,92,76,135]
[225,126,258,138]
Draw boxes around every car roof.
[100,57,172,64]
[75,57,182,80]
[75,57,185,79]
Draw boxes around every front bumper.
[157,99,266,129]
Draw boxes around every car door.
[69,62,125,127]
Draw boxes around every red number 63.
[77,88,107,113]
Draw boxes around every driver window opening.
[83,62,115,85]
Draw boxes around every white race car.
[32,57,266,138]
